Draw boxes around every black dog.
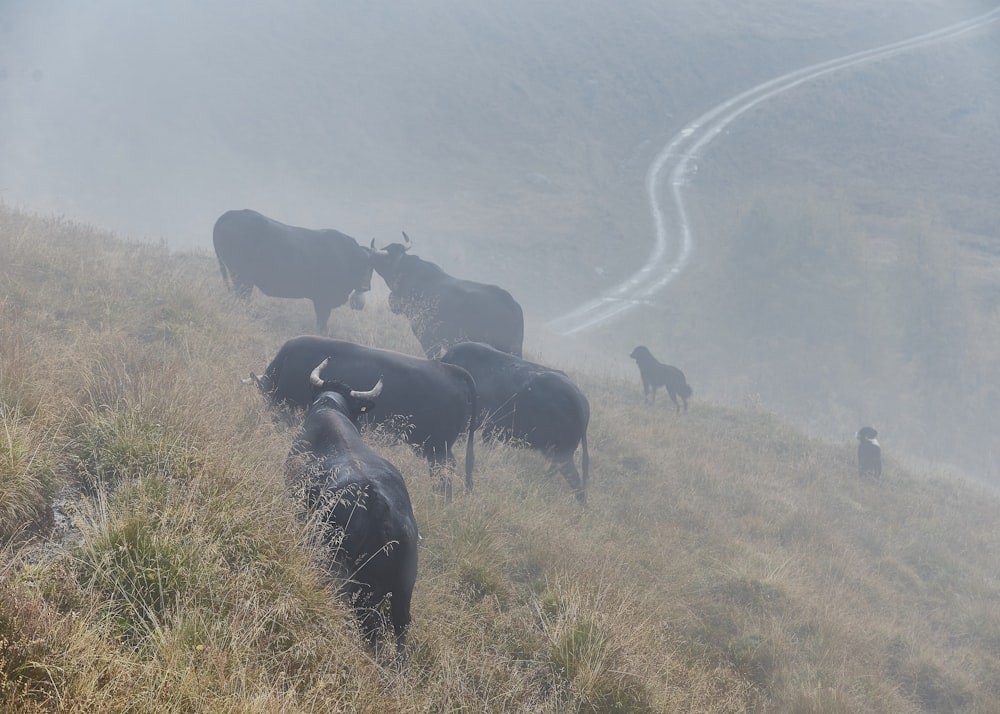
[629,346,692,413]
[856,426,882,479]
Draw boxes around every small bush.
[75,509,192,646]
[550,616,608,683]
[0,581,64,703]
[0,407,58,541]
[711,576,786,616]
[888,641,971,714]
[726,632,778,690]
[539,583,658,713]
[71,408,201,490]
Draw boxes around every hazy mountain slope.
[3,205,1000,712]
[594,23,1000,479]
[0,2,987,285]
[2,2,998,478]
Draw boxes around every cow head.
[369,232,412,290]
[308,358,383,425]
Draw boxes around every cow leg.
[312,301,333,335]
[390,589,412,661]
[358,606,380,650]
[555,456,586,505]
[343,582,381,652]
[352,584,396,657]
[667,389,680,414]
[232,277,253,300]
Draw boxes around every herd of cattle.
[213,208,689,657]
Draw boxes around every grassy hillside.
[3,207,1000,712]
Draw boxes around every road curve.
[546,6,1000,337]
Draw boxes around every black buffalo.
[370,233,524,358]
[254,335,477,498]
[629,345,692,413]
[286,360,418,657]
[440,342,590,504]
[213,209,373,334]
[857,426,882,479]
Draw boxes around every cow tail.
[580,399,590,502]
[457,366,477,494]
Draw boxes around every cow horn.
[369,237,388,256]
[350,377,383,400]
[401,231,412,251]
[309,358,331,387]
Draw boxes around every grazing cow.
[857,426,882,479]
[213,209,373,334]
[629,345,692,413]
[253,335,477,498]
[440,342,590,504]
[286,360,418,657]
[370,233,524,358]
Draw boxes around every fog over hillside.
[2,0,999,480]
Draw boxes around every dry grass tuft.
[0,408,58,542]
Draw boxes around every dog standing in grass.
[857,426,882,479]
[629,346,692,413]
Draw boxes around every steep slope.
[2,205,1000,712]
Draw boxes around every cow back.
[379,253,524,357]
[286,401,418,651]
[441,342,583,448]
[264,336,475,449]
[213,209,371,302]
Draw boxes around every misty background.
[2,0,999,481]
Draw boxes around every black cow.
[857,426,882,479]
[213,209,373,334]
[285,360,418,658]
[370,233,524,358]
[629,346,692,413]
[253,336,477,499]
[440,342,590,505]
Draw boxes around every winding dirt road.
[546,6,1000,337]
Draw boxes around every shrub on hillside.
[70,407,202,491]
[0,407,58,541]
[0,581,64,705]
